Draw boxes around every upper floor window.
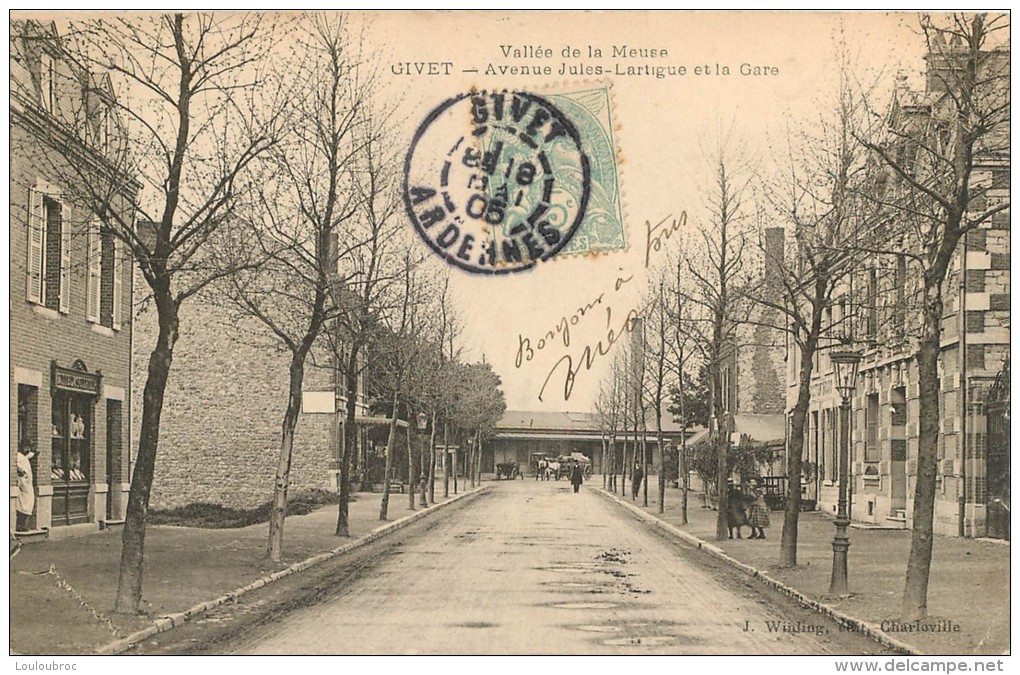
[26,187,69,314]
[86,222,122,330]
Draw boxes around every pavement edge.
[595,488,923,656]
[95,486,492,655]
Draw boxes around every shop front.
[49,361,101,527]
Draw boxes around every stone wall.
[132,293,336,510]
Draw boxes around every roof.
[496,409,694,436]
[688,414,786,447]
[733,414,786,445]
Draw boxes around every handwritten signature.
[645,212,686,267]
[538,305,640,402]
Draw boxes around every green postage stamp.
[403,85,625,275]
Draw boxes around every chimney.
[763,227,785,299]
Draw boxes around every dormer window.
[39,51,55,113]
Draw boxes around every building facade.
[10,21,137,533]
[132,299,340,509]
[489,410,687,477]
[787,41,1009,538]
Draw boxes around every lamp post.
[829,346,862,596]
[417,414,429,507]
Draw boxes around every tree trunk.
[379,391,400,521]
[475,430,482,486]
[336,351,360,537]
[642,427,649,507]
[267,350,308,562]
[620,430,628,497]
[656,426,665,514]
[115,290,178,614]
[902,292,943,619]
[608,436,616,492]
[779,332,818,567]
[679,433,689,525]
[428,410,438,503]
[601,432,608,489]
[442,423,450,497]
[408,415,419,510]
[713,357,729,541]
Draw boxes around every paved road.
[228,480,883,655]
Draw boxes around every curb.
[595,489,922,656]
[96,486,491,655]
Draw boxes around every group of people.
[726,478,770,540]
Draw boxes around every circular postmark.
[403,90,591,274]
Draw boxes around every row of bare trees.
[21,12,507,615]
[593,13,1008,621]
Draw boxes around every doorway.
[50,392,93,526]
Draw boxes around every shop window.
[51,391,93,526]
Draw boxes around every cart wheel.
[584,465,592,479]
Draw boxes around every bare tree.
[641,277,674,514]
[18,14,286,613]
[680,140,756,541]
[858,13,1009,618]
[220,14,376,561]
[329,87,404,537]
[751,50,877,567]
[594,363,624,492]
[665,257,702,525]
[376,245,431,521]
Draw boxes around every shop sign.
[52,361,101,396]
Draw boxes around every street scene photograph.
[7,10,1011,662]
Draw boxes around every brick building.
[10,21,137,533]
[787,40,1009,538]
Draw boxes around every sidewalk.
[601,482,1009,656]
[10,488,478,655]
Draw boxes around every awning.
[353,415,409,428]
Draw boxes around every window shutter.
[58,203,70,314]
[26,188,44,303]
[112,237,122,330]
[87,222,101,323]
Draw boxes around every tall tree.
[329,85,403,537]
[375,246,430,520]
[680,141,756,540]
[752,51,876,567]
[665,261,707,525]
[859,13,1009,618]
[23,14,285,613]
[594,361,624,492]
[642,278,674,514]
[221,14,374,561]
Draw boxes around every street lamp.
[416,413,429,507]
[829,346,862,596]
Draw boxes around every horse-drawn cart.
[495,461,522,480]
